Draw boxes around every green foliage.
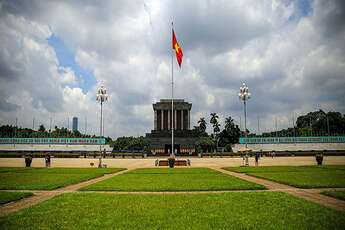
[195,136,215,153]
[38,124,46,132]
[0,192,33,204]
[210,112,220,135]
[0,168,124,190]
[261,110,345,137]
[224,144,232,152]
[1,192,345,229]
[0,125,112,141]
[296,110,345,135]
[81,168,264,191]
[192,117,208,137]
[111,136,149,150]
[219,116,241,147]
[197,117,207,133]
[223,166,345,188]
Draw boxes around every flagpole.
[171,22,174,157]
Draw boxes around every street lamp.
[96,85,108,167]
[238,82,251,166]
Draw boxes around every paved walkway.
[1,156,345,168]
[213,167,345,212]
[1,166,345,217]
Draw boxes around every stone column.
[181,110,184,130]
[161,110,164,130]
[168,110,170,129]
[154,110,157,130]
[187,110,190,130]
[174,110,177,130]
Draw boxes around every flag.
[172,29,183,67]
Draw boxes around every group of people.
[242,152,264,167]
[24,154,51,167]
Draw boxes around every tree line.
[192,114,240,153]
[1,110,344,151]
[0,124,113,143]
[257,110,345,137]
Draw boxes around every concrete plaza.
[0,156,344,168]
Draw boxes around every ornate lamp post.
[238,82,251,166]
[96,85,108,167]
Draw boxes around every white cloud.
[0,0,344,138]
[59,67,77,85]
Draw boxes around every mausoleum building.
[146,99,198,155]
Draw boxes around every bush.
[224,144,232,152]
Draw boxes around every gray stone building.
[146,99,198,155]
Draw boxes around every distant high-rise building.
[72,117,78,132]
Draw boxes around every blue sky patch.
[288,0,312,22]
[47,34,96,92]
[296,0,312,17]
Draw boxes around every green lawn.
[223,166,345,188]
[81,168,265,191]
[1,192,344,229]
[0,192,33,204]
[322,191,345,201]
[0,168,125,190]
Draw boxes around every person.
[255,152,259,166]
[25,155,32,167]
[45,155,51,167]
[98,156,102,168]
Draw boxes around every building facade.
[72,117,78,132]
[146,99,198,155]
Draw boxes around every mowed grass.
[81,168,265,191]
[1,192,345,229]
[0,167,125,190]
[0,192,33,204]
[223,166,345,188]
[322,191,345,201]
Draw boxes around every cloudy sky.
[0,0,344,138]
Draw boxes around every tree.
[210,113,221,151]
[296,110,345,136]
[198,117,207,133]
[210,113,220,138]
[195,136,215,153]
[38,124,46,132]
[111,136,149,151]
[219,116,241,148]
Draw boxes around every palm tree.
[197,117,207,133]
[210,113,219,126]
[225,117,235,131]
[210,113,220,135]
[210,113,220,150]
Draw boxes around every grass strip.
[0,168,125,190]
[223,166,345,188]
[0,192,33,205]
[1,192,344,229]
[321,191,345,201]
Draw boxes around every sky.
[0,0,344,138]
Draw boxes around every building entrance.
[164,144,181,154]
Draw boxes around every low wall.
[233,143,345,152]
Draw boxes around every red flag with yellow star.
[172,29,183,67]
